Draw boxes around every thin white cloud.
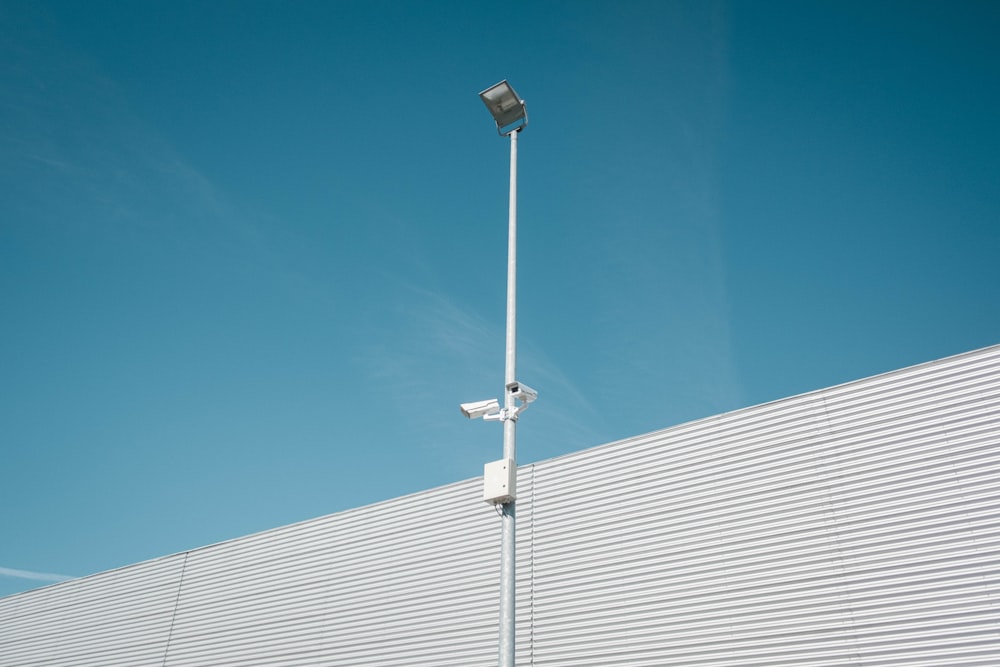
[0,566,74,583]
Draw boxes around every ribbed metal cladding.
[530,345,1000,666]
[0,475,535,667]
[0,555,184,666]
[1,345,998,665]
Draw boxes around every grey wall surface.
[2,345,998,665]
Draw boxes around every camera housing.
[506,381,538,404]
[460,398,501,419]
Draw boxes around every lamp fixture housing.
[479,80,528,135]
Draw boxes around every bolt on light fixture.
[479,80,528,136]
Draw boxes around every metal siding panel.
[0,555,184,667]
[160,477,520,667]
[530,344,1000,665]
[0,478,525,667]
[2,344,998,665]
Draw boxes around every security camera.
[506,381,538,403]
[460,398,501,419]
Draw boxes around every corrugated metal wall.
[2,346,998,665]
[1,476,535,667]
[530,346,1000,665]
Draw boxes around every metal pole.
[498,127,518,667]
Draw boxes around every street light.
[479,80,528,135]
[461,79,532,667]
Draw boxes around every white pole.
[498,127,518,667]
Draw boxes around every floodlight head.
[479,80,527,135]
[460,398,501,420]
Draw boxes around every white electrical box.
[483,458,516,504]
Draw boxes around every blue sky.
[1,0,997,597]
